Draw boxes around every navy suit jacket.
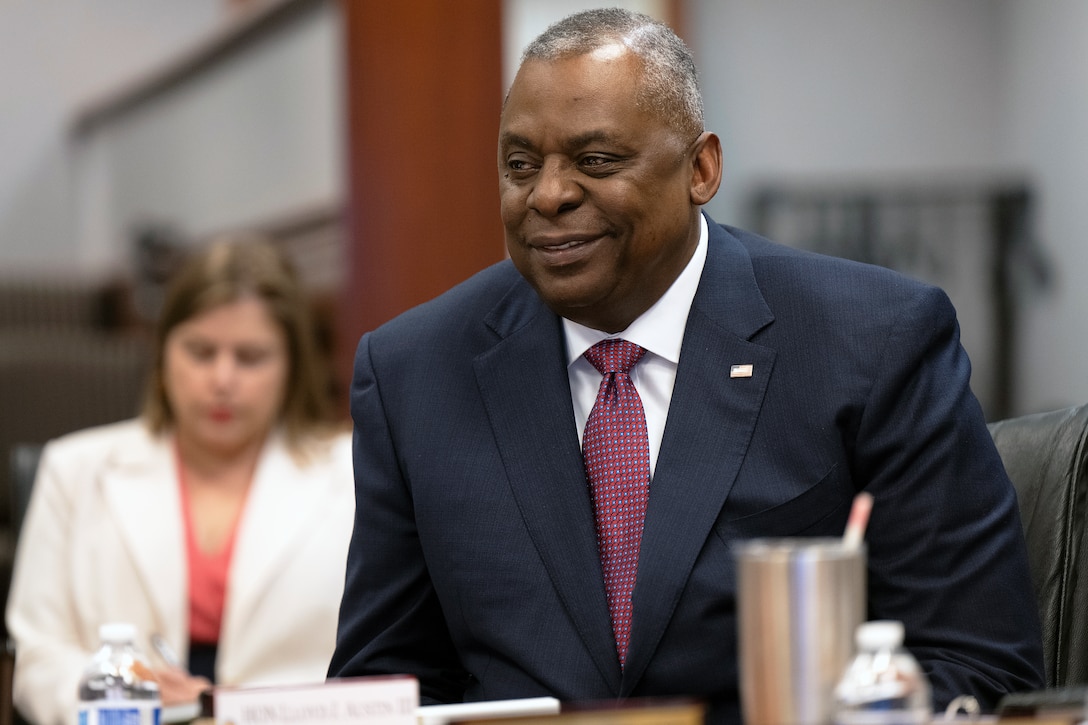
[330,218,1044,723]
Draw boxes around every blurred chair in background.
[0,277,148,725]
[7,446,42,551]
[2,445,40,725]
[0,280,152,642]
[989,403,1088,687]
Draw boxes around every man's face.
[498,47,704,333]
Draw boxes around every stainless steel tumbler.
[734,538,867,725]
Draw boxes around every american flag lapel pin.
[730,364,754,378]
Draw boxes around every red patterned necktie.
[582,338,650,668]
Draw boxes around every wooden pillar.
[666,0,687,39]
[336,0,505,400]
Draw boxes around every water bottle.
[833,620,932,725]
[77,622,162,725]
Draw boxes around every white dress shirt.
[564,214,709,478]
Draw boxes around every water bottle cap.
[856,620,905,650]
[98,622,138,644]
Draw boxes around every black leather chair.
[2,444,39,725]
[7,445,40,542]
[988,403,1088,687]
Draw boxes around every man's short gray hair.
[520,7,704,141]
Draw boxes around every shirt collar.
[563,213,709,365]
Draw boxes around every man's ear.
[689,132,723,206]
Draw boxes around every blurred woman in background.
[6,235,354,725]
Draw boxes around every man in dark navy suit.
[329,8,1044,723]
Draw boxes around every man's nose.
[527,158,583,216]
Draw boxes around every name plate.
[214,676,418,725]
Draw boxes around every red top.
[177,455,241,645]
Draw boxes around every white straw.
[843,491,874,549]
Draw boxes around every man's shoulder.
[718,223,914,277]
[713,221,939,299]
[704,220,954,337]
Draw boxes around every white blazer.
[6,419,356,725]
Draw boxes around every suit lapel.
[622,221,776,691]
[474,282,622,691]
[224,435,329,630]
[102,430,332,652]
[100,432,186,638]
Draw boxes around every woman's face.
[163,296,289,458]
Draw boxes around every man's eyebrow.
[499,129,627,150]
[567,130,625,149]
[499,132,533,149]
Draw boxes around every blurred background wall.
[1,0,1085,422]
[0,1,224,275]
[693,0,1085,420]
